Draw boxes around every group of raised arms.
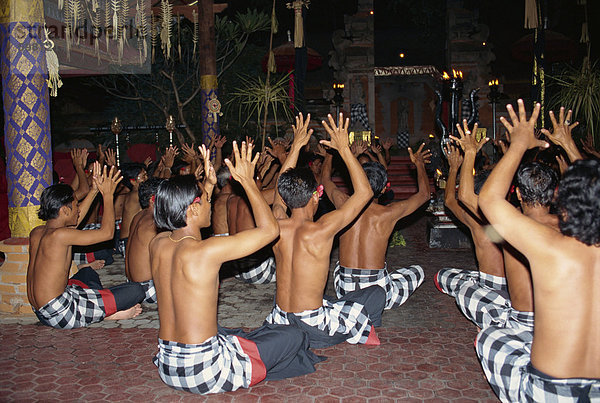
[27,104,599,400]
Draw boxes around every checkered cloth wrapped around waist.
[235,257,276,284]
[476,325,600,402]
[154,333,264,395]
[435,267,507,297]
[33,281,117,329]
[334,262,424,310]
[265,300,376,346]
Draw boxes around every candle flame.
[436,169,442,176]
[333,83,345,89]
[442,71,450,80]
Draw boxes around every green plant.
[227,72,293,146]
[548,61,600,149]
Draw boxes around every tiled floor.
[0,214,498,402]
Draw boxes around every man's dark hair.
[121,163,145,189]
[556,159,600,246]
[277,167,317,209]
[38,184,75,221]
[138,178,164,209]
[171,159,190,175]
[516,162,558,207]
[154,175,203,231]
[473,169,492,195]
[362,161,387,197]
[216,165,230,189]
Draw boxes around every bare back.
[27,226,73,309]
[339,201,411,269]
[126,208,157,282]
[211,191,230,235]
[120,191,141,239]
[150,233,220,344]
[503,211,559,312]
[529,233,600,378]
[274,217,334,313]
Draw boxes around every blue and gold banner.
[1,3,52,236]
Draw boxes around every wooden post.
[199,0,219,146]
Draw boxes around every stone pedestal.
[427,219,472,249]
[0,238,77,316]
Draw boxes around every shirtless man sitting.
[118,163,148,257]
[265,113,385,348]
[28,163,144,329]
[323,142,430,311]
[125,178,164,303]
[150,143,321,395]
[211,166,232,237]
[477,100,599,402]
[434,121,506,313]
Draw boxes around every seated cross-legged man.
[150,143,322,395]
[125,177,164,303]
[323,141,430,311]
[265,113,385,348]
[27,163,144,329]
[477,100,600,402]
[434,123,507,323]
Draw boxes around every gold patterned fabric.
[8,206,45,237]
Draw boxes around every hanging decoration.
[64,0,72,59]
[160,0,173,60]
[43,25,63,97]
[192,9,198,58]
[93,3,102,62]
[104,0,111,52]
[207,94,223,122]
[177,13,182,61]
[151,10,158,63]
[524,0,538,29]
[135,0,148,65]
[286,0,309,48]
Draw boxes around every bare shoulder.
[149,231,169,248]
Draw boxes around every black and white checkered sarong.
[33,281,115,329]
[235,257,276,284]
[140,279,157,303]
[72,223,101,265]
[350,103,372,132]
[334,262,424,310]
[264,299,377,347]
[435,267,507,297]
[476,326,600,402]
[154,333,257,395]
[435,268,532,329]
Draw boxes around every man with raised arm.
[323,141,430,311]
[125,177,164,303]
[476,100,600,402]
[150,142,321,395]
[265,113,385,348]
[434,122,506,305]
[28,163,144,328]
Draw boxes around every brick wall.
[0,238,78,316]
[0,239,33,315]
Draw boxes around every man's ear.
[60,204,71,217]
[515,187,522,202]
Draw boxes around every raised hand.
[540,107,579,150]
[291,113,313,148]
[143,156,153,168]
[90,161,101,191]
[214,135,227,148]
[104,148,117,167]
[370,143,383,154]
[500,100,549,151]
[245,136,255,148]
[97,144,106,166]
[451,119,488,154]
[320,113,351,152]
[353,139,368,155]
[162,145,179,169]
[94,164,122,197]
[224,141,259,185]
[445,143,463,170]
[266,137,289,162]
[71,149,86,168]
[581,133,600,158]
[381,138,394,151]
[198,144,216,185]
[181,143,197,163]
[408,143,431,166]
[555,154,569,175]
